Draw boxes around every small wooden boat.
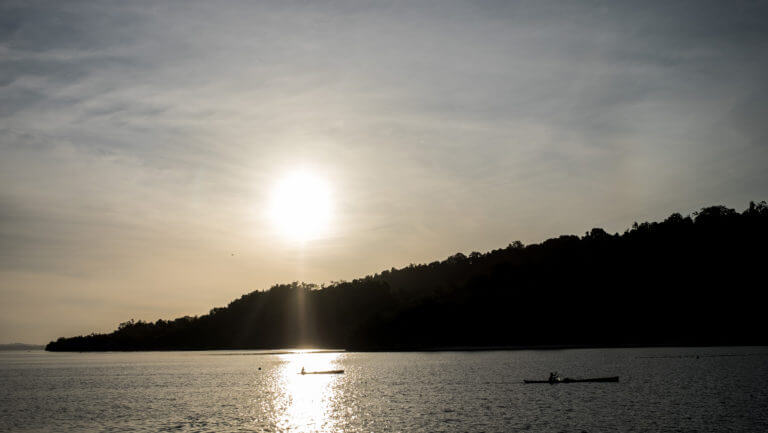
[524,376,618,384]
[300,369,344,375]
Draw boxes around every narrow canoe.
[300,369,345,375]
[523,376,619,384]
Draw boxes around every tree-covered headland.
[46,201,768,351]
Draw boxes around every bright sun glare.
[268,170,332,242]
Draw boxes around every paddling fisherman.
[548,372,560,383]
[301,367,305,375]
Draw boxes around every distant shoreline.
[42,343,767,353]
[349,343,768,353]
[0,343,44,351]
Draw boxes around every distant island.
[47,201,768,352]
[1,343,44,351]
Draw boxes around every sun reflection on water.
[274,351,344,432]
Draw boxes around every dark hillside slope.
[46,201,768,351]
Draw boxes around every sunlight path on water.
[273,351,344,432]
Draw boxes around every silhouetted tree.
[46,201,768,351]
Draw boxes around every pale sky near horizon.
[1,0,767,343]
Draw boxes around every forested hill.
[46,201,768,352]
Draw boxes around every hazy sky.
[2,0,767,343]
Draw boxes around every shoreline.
[349,343,768,352]
[43,343,768,353]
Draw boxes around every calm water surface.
[1,347,766,432]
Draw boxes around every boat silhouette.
[300,369,344,375]
[523,373,618,384]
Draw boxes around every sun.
[268,170,332,242]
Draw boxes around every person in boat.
[301,367,305,375]
[549,372,560,383]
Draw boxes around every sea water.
[1,347,766,432]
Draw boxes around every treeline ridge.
[46,201,768,351]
